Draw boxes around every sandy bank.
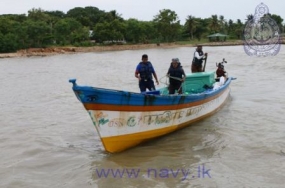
[0,40,247,58]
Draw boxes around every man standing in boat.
[216,62,227,81]
[135,54,159,92]
[191,45,208,72]
[167,58,186,94]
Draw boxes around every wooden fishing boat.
[69,71,235,153]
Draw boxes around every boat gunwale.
[71,76,232,99]
[71,78,232,112]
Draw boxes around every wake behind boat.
[69,68,235,153]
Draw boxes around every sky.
[1,0,284,24]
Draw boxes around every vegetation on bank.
[0,6,284,53]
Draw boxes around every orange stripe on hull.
[101,94,230,153]
[84,88,227,112]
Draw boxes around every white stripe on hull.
[88,87,230,137]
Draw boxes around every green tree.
[209,15,220,33]
[12,21,28,49]
[44,10,66,36]
[219,15,226,33]
[84,6,104,27]
[23,20,50,47]
[142,21,158,43]
[71,27,90,44]
[0,33,19,53]
[44,10,65,19]
[66,7,90,27]
[194,18,209,41]
[100,10,124,23]
[226,19,235,37]
[153,9,180,42]
[0,17,18,35]
[125,19,143,43]
[0,17,24,51]
[28,8,50,22]
[246,14,254,22]
[124,19,157,43]
[93,19,126,43]
[185,15,198,40]
[268,14,284,33]
[67,7,104,28]
[27,8,58,45]
[54,18,84,45]
[0,14,27,23]
[234,19,243,39]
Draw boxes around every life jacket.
[139,62,153,80]
[168,65,184,84]
[192,51,204,66]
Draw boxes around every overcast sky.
[1,0,284,24]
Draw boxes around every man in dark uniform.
[135,54,159,92]
[216,63,227,81]
[167,58,186,94]
[191,45,208,72]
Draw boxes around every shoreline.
[0,40,279,58]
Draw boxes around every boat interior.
[143,71,225,95]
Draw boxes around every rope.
[158,75,185,94]
[168,75,183,81]
[159,75,169,85]
[159,75,183,85]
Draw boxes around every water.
[0,46,285,188]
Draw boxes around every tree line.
[0,6,284,53]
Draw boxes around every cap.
[172,58,179,62]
